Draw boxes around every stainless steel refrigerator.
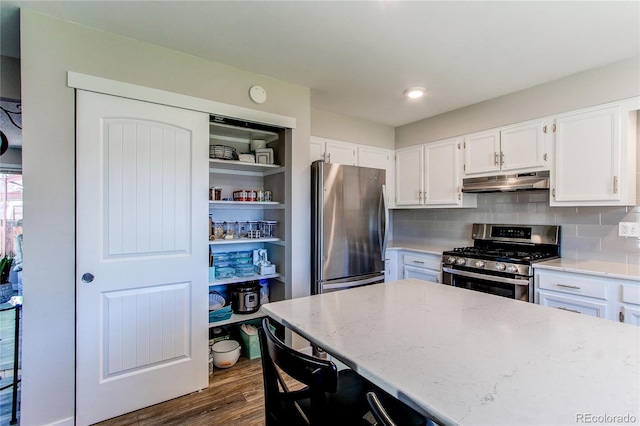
[311,160,388,294]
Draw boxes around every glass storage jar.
[212,220,225,240]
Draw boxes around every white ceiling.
[1,1,639,127]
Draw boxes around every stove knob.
[506,265,518,273]
[455,258,466,266]
[475,260,485,268]
[446,256,457,264]
[495,263,506,271]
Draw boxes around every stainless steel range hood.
[462,171,550,193]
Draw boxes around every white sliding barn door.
[75,91,209,425]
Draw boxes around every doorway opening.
[0,172,22,425]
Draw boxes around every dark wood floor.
[96,356,266,426]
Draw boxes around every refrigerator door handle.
[379,184,389,261]
[321,274,385,292]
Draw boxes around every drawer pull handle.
[556,284,580,290]
[557,307,581,314]
[412,260,425,264]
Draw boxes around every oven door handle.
[443,267,530,286]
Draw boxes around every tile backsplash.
[391,191,640,265]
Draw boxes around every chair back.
[366,391,398,426]
[258,318,338,425]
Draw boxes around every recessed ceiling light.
[404,87,427,99]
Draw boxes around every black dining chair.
[366,391,397,426]
[258,318,371,425]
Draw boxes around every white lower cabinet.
[384,250,399,282]
[401,251,441,283]
[620,284,640,325]
[537,290,608,318]
[535,268,640,324]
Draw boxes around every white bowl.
[211,339,240,369]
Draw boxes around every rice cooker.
[231,283,260,314]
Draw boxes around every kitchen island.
[262,279,639,425]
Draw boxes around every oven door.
[442,267,531,302]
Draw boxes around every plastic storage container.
[231,251,253,263]
[261,220,278,237]
[215,267,236,279]
[235,264,256,277]
[239,324,261,359]
[247,221,260,239]
[224,221,237,239]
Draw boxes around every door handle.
[81,273,95,283]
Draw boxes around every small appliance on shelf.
[253,249,275,275]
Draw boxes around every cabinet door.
[424,139,462,205]
[384,250,398,282]
[552,106,622,204]
[620,284,640,325]
[310,137,325,163]
[538,290,607,318]
[325,140,356,165]
[463,130,500,175]
[500,121,547,172]
[358,146,395,207]
[621,305,640,325]
[395,146,423,205]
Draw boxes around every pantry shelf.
[209,201,284,209]
[209,273,280,285]
[209,159,284,175]
[208,309,266,328]
[209,237,281,245]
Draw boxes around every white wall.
[20,10,310,425]
[395,57,640,148]
[311,107,394,149]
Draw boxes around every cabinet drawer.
[403,265,440,283]
[537,271,607,300]
[621,284,640,306]
[538,290,607,318]
[402,253,441,270]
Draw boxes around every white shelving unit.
[208,119,287,327]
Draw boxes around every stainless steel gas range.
[442,224,561,302]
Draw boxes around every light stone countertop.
[263,279,640,426]
[535,258,640,282]
[386,243,451,256]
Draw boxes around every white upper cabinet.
[357,145,395,207]
[310,136,325,163]
[463,130,501,175]
[396,139,476,208]
[500,121,547,171]
[551,101,637,206]
[325,139,357,165]
[311,136,395,205]
[424,139,463,205]
[464,120,549,176]
[395,145,423,206]
[310,137,357,165]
